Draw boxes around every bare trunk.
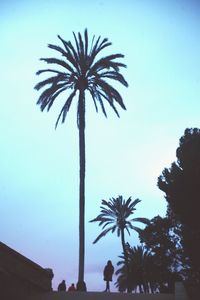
[77,90,86,291]
[121,229,131,293]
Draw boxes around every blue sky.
[0,0,200,292]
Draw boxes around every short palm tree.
[34,29,128,291]
[116,244,155,293]
[90,196,149,291]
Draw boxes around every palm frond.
[36,69,65,76]
[48,43,66,56]
[40,57,75,74]
[55,89,77,128]
[78,32,84,59]
[47,43,77,69]
[90,38,112,64]
[88,87,98,113]
[72,31,81,59]
[98,71,128,87]
[46,87,67,112]
[90,54,125,72]
[98,96,108,117]
[34,75,64,91]
[125,226,131,236]
[93,227,115,244]
[102,221,114,229]
[96,79,126,110]
[130,217,150,225]
[84,29,88,57]
[128,225,143,235]
[90,215,113,224]
[57,35,80,72]
[101,199,113,209]
[129,198,141,210]
[89,34,95,57]
[36,83,66,110]
[98,91,120,117]
[125,196,132,208]
[73,31,87,73]
[92,90,108,117]
[99,216,114,223]
[89,35,101,59]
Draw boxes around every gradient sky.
[0,0,200,292]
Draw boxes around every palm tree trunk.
[77,90,86,291]
[120,229,131,293]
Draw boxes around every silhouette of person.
[57,280,66,291]
[103,260,114,292]
[68,283,76,291]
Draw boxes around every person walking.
[57,280,66,291]
[103,260,114,292]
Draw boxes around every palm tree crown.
[90,196,149,243]
[34,29,128,128]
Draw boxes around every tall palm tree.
[34,29,128,291]
[90,196,149,291]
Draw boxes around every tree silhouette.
[116,244,156,293]
[139,216,182,292]
[158,128,200,287]
[90,195,149,292]
[34,29,128,290]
